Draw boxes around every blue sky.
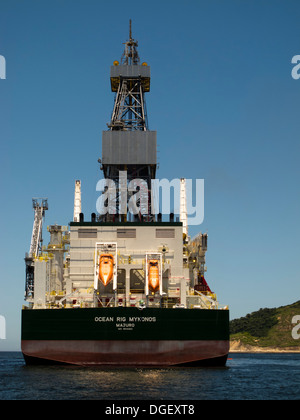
[0,0,300,350]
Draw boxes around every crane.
[25,198,48,301]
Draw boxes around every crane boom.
[25,198,48,301]
[29,199,48,257]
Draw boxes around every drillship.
[22,22,230,366]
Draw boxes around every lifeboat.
[98,254,114,286]
[148,259,160,292]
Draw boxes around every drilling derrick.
[101,20,157,222]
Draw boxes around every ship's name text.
[95,316,156,323]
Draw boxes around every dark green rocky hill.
[230,301,300,350]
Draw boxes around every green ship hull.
[21,307,229,366]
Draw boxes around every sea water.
[0,352,299,400]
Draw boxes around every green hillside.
[230,301,300,349]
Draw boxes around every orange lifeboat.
[148,259,160,292]
[98,254,114,286]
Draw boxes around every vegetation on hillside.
[230,307,278,337]
[230,301,300,348]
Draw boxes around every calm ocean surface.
[0,352,299,400]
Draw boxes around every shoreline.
[230,340,300,353]
[1,346,300,355]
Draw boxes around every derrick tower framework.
[101,20,157,222]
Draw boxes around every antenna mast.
[121,19,140,65]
